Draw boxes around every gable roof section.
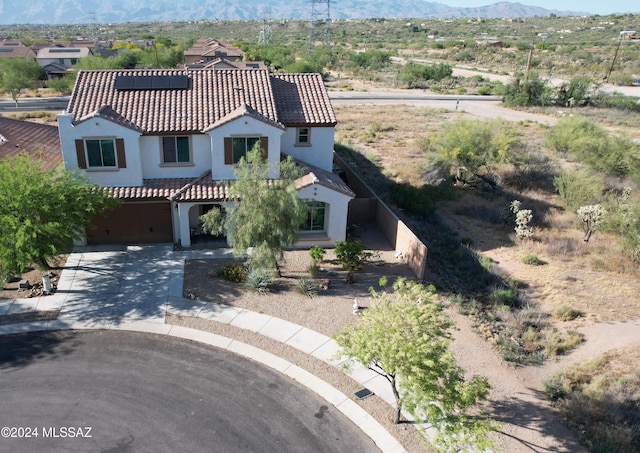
[271,74,337,126]
[0,117,62,170]
[206,103,284,132]
[66,68,336,134]
[294,161,355,198]
[75,105,144,133]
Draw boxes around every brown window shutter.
[75,139,87,169]
[260,137,268,161]
[224,137,232,165]
[116,139,126,168]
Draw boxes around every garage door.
[87,202,173,244]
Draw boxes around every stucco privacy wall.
[334,152,428,280]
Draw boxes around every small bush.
[309,245,325,263]
[554,305,583,321]
[490,287,520,307]
[522,254,545,265]
[308,263,321,277]
[245,268,273,294]
[296,278,318,298]
[219,264,246,283]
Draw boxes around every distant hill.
[0,1,589,25]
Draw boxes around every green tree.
[0,58,44,106]
[200,146,307,272]
[0,154,118,280]
[429,118,523,182]
[334,240,371,283]
[335,279,494,451]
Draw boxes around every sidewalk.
[0,244,407,453]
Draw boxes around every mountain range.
[0,1,590,25]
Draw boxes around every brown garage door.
[87,201,173,244]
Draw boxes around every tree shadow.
[485,387,585,452]
[0,330,80,371]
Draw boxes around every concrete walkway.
[0,244,407,453]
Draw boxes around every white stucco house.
[57,68,354,248]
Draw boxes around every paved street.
[0,330,379,453]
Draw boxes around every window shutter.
[116,139,126,168]
[260,137,268,161]
[75,139,87,169]
[224,137,233,165]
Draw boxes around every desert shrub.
[335,240,371,283]
[543,330,584,356]
[308,263,321,277]
[397,61,452,87]
[554,305,583,321]
[522,254,545,265]
[309,245,325,263]
[296,277,318,298]
[460,237,474,247]
[546,116,640,180]
[219,264,246,283]
[544,351,640,453]
[544,237,585,260]
[490,287,521,307]
[553,169,604,212]
[245,268,273,294]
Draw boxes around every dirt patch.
[1,257,66,301]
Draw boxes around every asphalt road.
[0,330,379,453]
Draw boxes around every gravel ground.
[176,229,430,452]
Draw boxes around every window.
[300,201,326,232]
[86,139,116,167]
[162,136,190,164]
[232,137,260,164]
[296,128,310,146]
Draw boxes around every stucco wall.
[280,127,335,172]
[140,134,212,179]
[209,116,284,180]
[57,113,144,187]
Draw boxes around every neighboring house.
[184,38,245,66]
[57,68,354,247]
[0,116,62,170]
[0,41,36,60]
[36,47,92,78]
[185,58,267,70]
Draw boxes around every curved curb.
[0,320,406,453]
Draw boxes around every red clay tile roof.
[0,116,62,170]
[294,161,355,198]
[66,68,336,133]
[104,177,196,200]
[102,161,353,203]
[206,103,285,132]
[271,73,337,126]
[76,105,144,132]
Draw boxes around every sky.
[441,1,637,16]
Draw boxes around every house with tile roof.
[57,68,354,247]
[0,117,62,170]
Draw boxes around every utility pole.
[524,35,536,85]
[605,33,623,82]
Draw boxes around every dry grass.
[544,346,640,453]
[335,104,640,323]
